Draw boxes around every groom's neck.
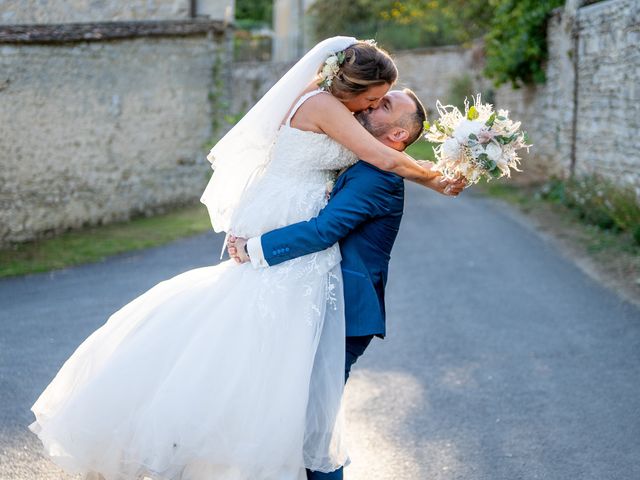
[376,135,404,152]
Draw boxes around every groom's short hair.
[398,88,427,148]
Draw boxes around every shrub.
[539,175,640,244]
[484,0,565,88]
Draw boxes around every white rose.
[442,137,462,162]
[453,119,484,144]
[485,142,503,162]
[461,164,481,184]
[322,64,333,77]
[326,55,339,67]
[470,143,484,158]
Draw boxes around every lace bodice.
[265,90,358,178]
[266,127,357,180]
[230,89,358,238]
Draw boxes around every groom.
[228,89,464,479]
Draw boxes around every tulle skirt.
[29,253,348,480]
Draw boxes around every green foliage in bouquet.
[484,0,565,88]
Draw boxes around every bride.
[28,37,440,480]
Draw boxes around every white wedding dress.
[29,89,358,480]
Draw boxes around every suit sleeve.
[259,171,401,266]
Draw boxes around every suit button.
[285,247,290,252]
[272,250,277,256]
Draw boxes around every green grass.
[406,139,437,162]
[480,181,536,208]
[0,203,212,278]
[541,176,640,239]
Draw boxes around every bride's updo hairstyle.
[325,41,398,99]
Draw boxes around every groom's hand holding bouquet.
[423,94,531,185]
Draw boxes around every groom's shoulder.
[349,160,404,185]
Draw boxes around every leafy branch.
[483,0,565,88]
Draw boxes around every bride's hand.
[415,160,435,171]
[427,174,466,197]
[412,160,466,196]
[227,236,250,264]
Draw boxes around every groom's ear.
[388,127,410,144]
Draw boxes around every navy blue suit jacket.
[260,160,405,338]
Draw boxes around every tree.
[483,0,565,87]
[308,0,494,50]
[235,0,273,29]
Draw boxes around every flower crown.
[318,51,346,89]
[317,39,378,90]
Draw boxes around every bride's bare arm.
[300,94,439,186]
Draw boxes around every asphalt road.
[1,184,639,480]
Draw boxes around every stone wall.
[573,0,640,186]
[0,0,234,25]
[0,0,191,24]
[0,22,228,245]
[229,60,294,117]
[393,45,479,116]
[228,46,476,121]
[493,0,639,187]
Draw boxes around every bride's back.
[230,89,357,237]
[269,89,358,176]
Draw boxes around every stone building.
[0,1,234,246]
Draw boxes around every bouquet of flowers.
[423,94,531,185]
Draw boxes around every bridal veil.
[199,36,357,234]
